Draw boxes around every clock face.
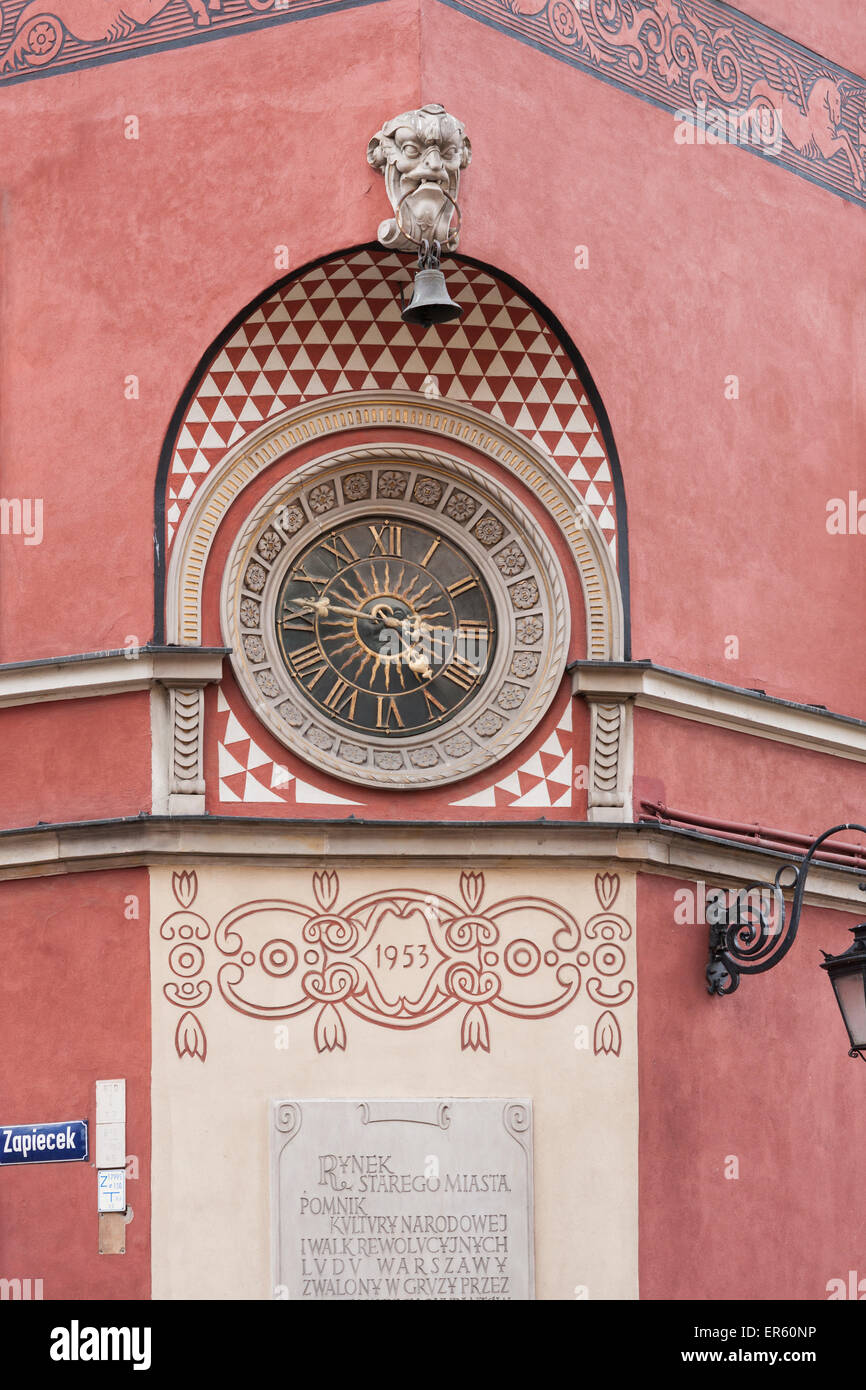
[275,517,497,738]
[223,455,568,788]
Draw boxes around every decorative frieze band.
[451,0,866,207]
[0,0,374,84]
[2,0,861,207]
[158,865,633,1060]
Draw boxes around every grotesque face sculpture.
[367,104,471,252]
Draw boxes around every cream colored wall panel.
[149,859,637,1300]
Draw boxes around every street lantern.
[821,923,866,1060]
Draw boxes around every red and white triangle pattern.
[215,688,361,806]
[450,698,575,809]
[214,686,575,811]
[166,251,617,562]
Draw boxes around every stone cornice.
[571,661,866,763]
[0,815,864,912]
[0,646,229,709]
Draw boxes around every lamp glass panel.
[832,971,866,1048]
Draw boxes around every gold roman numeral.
[319,533,359,564]
[368,523,402,556]
[323,677,358,719]
[457,621,488,638]
[422,689,446,717]
[290,642,327,688]
[291,564,327,593]
[421,536,441,566]
[456,621,490,664]
[442,655,478,691]
[447,575,477,598]
[281,609,315,632]
[376,696,404,729]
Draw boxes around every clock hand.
[288,597,394,625]
[290,596,425,635]
[288,597,332,619]
[396,632,433,680]
[377,620,436,680]
[288,599,435,678]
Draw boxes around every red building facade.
[1,0,865,1302]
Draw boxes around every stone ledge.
[0,815,863,912]
[571,661,866,763]
[0,646,229,708]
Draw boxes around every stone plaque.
[271,1098,534,1300]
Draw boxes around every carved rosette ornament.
[367,103,471,252]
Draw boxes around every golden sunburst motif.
[275,516,496,737]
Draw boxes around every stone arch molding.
[167,391,623,653]
[165,391,629,813]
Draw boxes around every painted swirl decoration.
[159,867,634,1057]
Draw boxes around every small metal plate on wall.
[98,1212,126,1255]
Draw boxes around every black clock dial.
[275,516,497,736]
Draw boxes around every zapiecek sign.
[0,1120,88,1166]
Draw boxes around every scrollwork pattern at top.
[2,0,861,208]
[157,867,634,1059]
[494,0,866,205]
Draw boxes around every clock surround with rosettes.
[221,450,569,788]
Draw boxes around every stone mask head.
[367,104,471,252]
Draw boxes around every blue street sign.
[0,1120,88,1166]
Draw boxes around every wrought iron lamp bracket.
[706,823,866,996]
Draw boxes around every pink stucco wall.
[2,1,864,715]
[1,0,864,1302]
[638,870,866,1300]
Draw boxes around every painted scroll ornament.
[497,0,865,197]
[0,0,275,74]
[160,867,633,1058]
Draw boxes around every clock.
[222,452,569,788]
[275,516,497,739]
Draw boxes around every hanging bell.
[401,267,462,327]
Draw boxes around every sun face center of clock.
[347,583,450,663]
